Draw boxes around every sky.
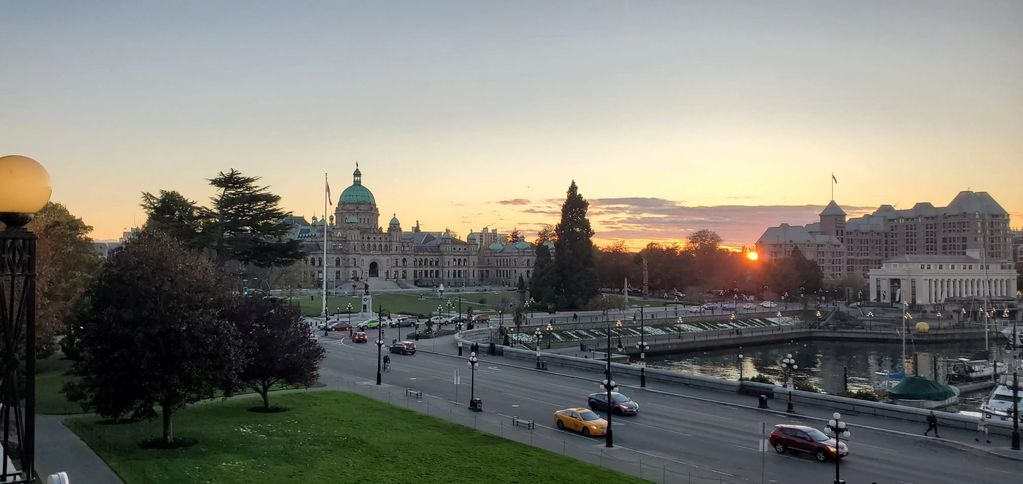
[2,1,1021,248]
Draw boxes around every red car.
[352,331,368,343]
[769,424,848,462]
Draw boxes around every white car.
[687,306,703,313]
[760,301,778,308]
[742,303,755,310]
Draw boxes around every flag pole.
[322,172,328,320]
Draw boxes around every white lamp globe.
[0,155,51,225]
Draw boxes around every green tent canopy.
[888,376,956,401]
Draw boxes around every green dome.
[389,214,400,225]
[340,165,376,205]
[513,241,530,250]
[488,242,504,251]
[340,184,375,204]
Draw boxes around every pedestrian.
[924,410,940,437]
[976,413,990,443]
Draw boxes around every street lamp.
[1011,370,1020,451]
[902,301,912,369]
[347,302,353,329]
[375,327,385,385]
[534,329,543,369]
[825,412,851,483]
[866,311,874,331]
[781,353,798,413]
[603,316,620,448]
[468,351,481,411]
[0,155,51,484]
[546,322,554,349]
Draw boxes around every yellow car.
[554,407,608,437]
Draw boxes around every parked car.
[760,301,779,308]
[769,424,848,462]
[352,331,368,343]
[428,315,446,324]
[553,408,607,437]
[686,305,703,313]
[389,340,417,355]
[741,303,755,310]
[722,303,737,310]
[702,303,718,310]
[358,319,381,329]
[472,314,490,323]
[587,392,639,415]
[449,316,468,325]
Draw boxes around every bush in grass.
[793,379,822,393]
[838,389,879,401]
[749,374,774,384]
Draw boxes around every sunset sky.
[3,1,1020,248]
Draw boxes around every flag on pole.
[326,178,333,206]
[832,173,838,184]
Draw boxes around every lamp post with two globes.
[0,154,52,484]
[781,353,798,413]
[825,412,851,483]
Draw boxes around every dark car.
[389,340,417,355]
[769,424,848,462]
[587,392,639,415]
[352,331,368,343]
[328,321,352,331]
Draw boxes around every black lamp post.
[603,316,620,448]
[375,326,385,385]
[0,155,50,484]
[346,302,353,330]
[468,351,481,411]
[825,412,850,483]
[781,353,798,413]
[546,322,553,349]
[534,328,543,369]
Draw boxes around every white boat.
[946,358,995,382]
[981,378,1023,422]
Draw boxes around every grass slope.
[36,351,85,415]
[67,391,647,484]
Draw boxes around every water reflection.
[645,339,1008,411]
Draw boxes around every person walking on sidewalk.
[976,413,990,443]
[924,411,940,437]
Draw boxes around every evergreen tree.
[209,169,305,268]
[141,190,211,250]
[65,230,241,445]
[553,181,598,309]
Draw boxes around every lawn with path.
[67,391,647,484]
[36,351,85,415]
[288,291,522,318]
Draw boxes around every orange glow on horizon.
[746,251,759,261]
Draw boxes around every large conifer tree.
[553,181,598,309]
[209,169,305,267]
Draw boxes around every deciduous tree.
[65,230,241,445]
[226,298,324,410]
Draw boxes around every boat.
[999,325,1023,348]
[946,358,995,382]
[980,376,1023,422]
[887,376,959,410]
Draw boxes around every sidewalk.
[36,415,122,484]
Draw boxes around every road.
[316,331,1022,483]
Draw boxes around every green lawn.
[67,391,647,484]
[36,351,86,415]
[286,291,524,317]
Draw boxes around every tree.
[141,190,210,250]
[595,241,633,290]
[766,246,823,300]
[506,228,522,243]
[553,181,598,309]
[22,202,103,355]
[529,242,559,309]
[209,169,305,268]
[534,224,556,245]
[65,230,241,445]
[226,298,324,410]
[687,229,722,253]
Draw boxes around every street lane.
[316,332,1023,483]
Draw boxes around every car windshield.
[579,411,601,421]
[612,394,631,403]
[806,429,830,442]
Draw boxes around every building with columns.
[290,165,541,290]
[758,191,1013,282]
[868,250,1017,306]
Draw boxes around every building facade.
[291,166,540,289]
[867,251,1018,306]
[757,191,1013,282]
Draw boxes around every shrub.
[749,374,774,384]
[838,389,879,401]
[793,379,822,393]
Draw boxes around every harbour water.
[644,338,1012,411]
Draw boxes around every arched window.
[402,258,407,266]
[335,257,340,267]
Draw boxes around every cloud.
[497,198,531,205]
[498,196,877,249]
